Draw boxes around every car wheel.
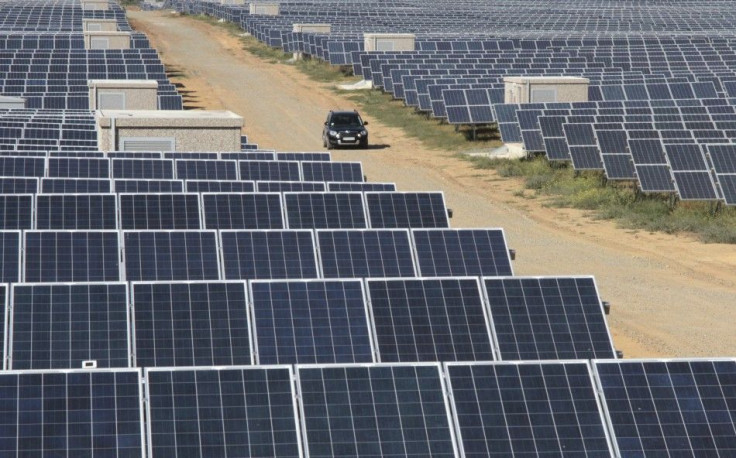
[360,138,368,149]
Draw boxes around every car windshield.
[331,113,362,127]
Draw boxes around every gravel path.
[128,9,736,358]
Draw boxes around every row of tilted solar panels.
[0,149,330,160]
[0,275,614,371]
[1,359,733,457]
[0,191,454,230]
[0,226,514,283]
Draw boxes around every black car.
[322,110,369,148]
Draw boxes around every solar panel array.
[0,0,730,456]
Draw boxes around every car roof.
[330,110,360,116]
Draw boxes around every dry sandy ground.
[128,9,736,358]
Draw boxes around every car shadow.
[340,144,390,151]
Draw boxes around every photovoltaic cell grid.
[0,369,144,458]
[175,159,238,181]
[446,361,614,457]
[23,230,121,282]
[257,181,326,192]
[185,180,255,193]
[239,160,301,181]
[118,193,202,230]
[663,144,720,200]
[112,159,174,180]
[411,228,513,277]
[41,178,111,193]
[628,139,676,192]
[0,177,38,194]
[316,229,416,278]
[132,281,251,367]
[250,280,373,364]
[594,359,736,457]
[146,366,301,458]
[706,144,736,205]
[284,192,367,229]
[123,230,221,281]
[0,194,33,229]
[297,364,457,458]
[0,230,20,283]
[301,161,363,182]
[220,230,319,280]
[365,192,450,228]
[483,276,616,360]
[36,194,118,229]
[114,179,184,193]
[367,278,495,363]
[9,283,130,370]
[202,192,284,229]
[48,158,109,178]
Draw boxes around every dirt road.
[128,9,736,358]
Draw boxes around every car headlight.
[360,130,367,136]
[328,130,337,137]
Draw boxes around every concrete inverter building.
[504,76,590,103]
[95,110,245,152]
[88,80,159,111]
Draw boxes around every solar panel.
[277,152,331,161]
[0,194,33,229]
[219,230,319,280]
[202,192,284,229]
[297,363,457,458]
[411,228,513,277]
[123,230,221,281]
[706,144,736,205]
[48,157,109,178]
[175,159,238,180]
[283,192,367,229]
[0,369,144,457]
[0,230,21,283]
[446,361,614,457]
[36,193,118,229]
[239,160,301,181]
[664,144,719,200]
[327,182,397,192]
[112,158,174,179]
[250,279,374,364]
[628,139,676,192]
[118,193,202,229]
[9,282,130,369]
[146,366,302,458]
[40,178,111,193]
[483,276,617,360]
[23,230,121,282]
[184,180,255,193]
[367,277,494,362]
[132,281,251,367]
[594,358,736,457]
[301,161,364,182]
[113,179,184,193]
[0,156,44,177]
[316,229,416,278]
[0,177,38,194]
[256,181,326,192]
[365,192,450,228]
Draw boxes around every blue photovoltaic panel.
[0,230,21,283]
[327,182,396,192]
[297,364,457,458]
[40,178,111,193]
[36,194,118,229]
[0,178,38,194]
[222,152,276,161]
[365,192,450,228]
[664,144,719,200]
[483,276,616,360]
[175,159,238,181]
[367,277,494,362]
[9,282,130,369]
[239,160,301,181]
[220,230,319,280]
[119,193,202,229]
[0,369,144,458]
[446,361,613,458]
[301,161,363,182]
[132,281,251,367]
[202,192,284,229]
[250,280,373,364]
[0,157,45,177]
[316,229,416,278]
[595,359,736,457]
[706,144,736,205]
[185,180,255,193]
[113,179,184,193]
[411,229,513,277]
[0,194,33,229]
[257,181,326,192]
[277,152,331,161]
[23,231,121,282]
[48,158,109,178]
[112,159,174,179]
[146,366,301,458]
[284,192,367,229]
[123,230,221,281]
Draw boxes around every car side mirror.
[363,121,369,126]
[324,122,328,126]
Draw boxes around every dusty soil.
[128,9,736,358]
